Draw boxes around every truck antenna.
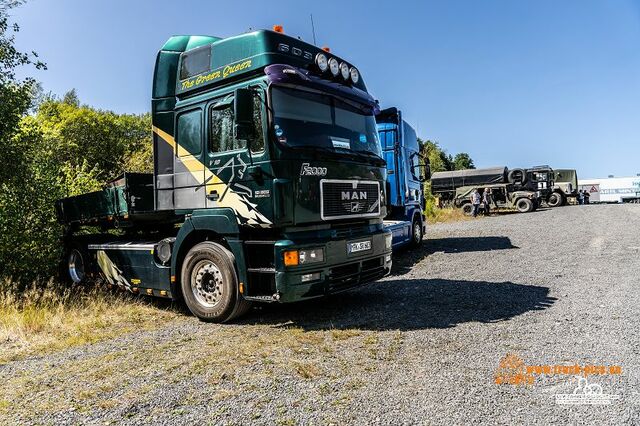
[310,14,317,46]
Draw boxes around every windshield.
[270,86,382,158]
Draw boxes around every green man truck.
[56,28,393,322]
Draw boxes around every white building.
[578,176,640,203]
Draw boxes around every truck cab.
[57,29,393,322]
[549,168,578,206]
[376,108,429,248]
[526,165,556,206]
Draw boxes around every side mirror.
[412,164,430,183]
[233,88,254,141]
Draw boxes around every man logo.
[341,191,368,201]
[300,163,327,176]
[350,202,363,213]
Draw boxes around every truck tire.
[181,241,252,322]
[409,215,423,248]
[516,198,534,213]
[61,243,91,285]
[547,192,563,208]
[462,203,473,216]
[508,169,527,185]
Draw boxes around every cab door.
[378,124,401,207]
[204,91,271,227]
[173,108,206,210]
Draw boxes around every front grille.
[321,180,380,220]
[328,256,386,293]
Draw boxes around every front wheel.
[181,242,252,322]
[516,198,534,213]
[461,203,473,216]
[409,215,423,248]
[547,192,563,208]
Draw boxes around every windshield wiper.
[337,147,386,166]
[354,149,383,159]
[288,145,385,165]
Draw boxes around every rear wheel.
[61,242,91,285]
[181,242,251,322]
[547,192,563,208]
[409,215,423,248]
[516,198,534,213]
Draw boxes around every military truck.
[432,165,556,206]
[548,168,578,206]
[56,27,393,322]
[453,184,539,214]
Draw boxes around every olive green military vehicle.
[453,184,540,215]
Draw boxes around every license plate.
[348,240,372,254]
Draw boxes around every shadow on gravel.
[392,236,518,274]
[244,278,556,331]
[492,207,551,216]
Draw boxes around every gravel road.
[2,204,639,425]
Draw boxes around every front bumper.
[273,229,392,303]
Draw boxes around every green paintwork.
[62,29,391,305]
[56,173,157,226]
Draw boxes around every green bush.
[0,95,151,286]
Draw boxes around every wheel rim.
[518,200,528,211]
[413,221,421,242]
[68,249,85,283]
[191,261,224,308]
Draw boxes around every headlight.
[299,248,324,264]
[349,67,359,84]
[339,62,349,80]
[385,233,393,250]
[301,272,321,283]
[328,58,339,77]
[315,53,328,72]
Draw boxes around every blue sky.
[10,0,640,178]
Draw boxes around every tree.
[0,90,152,285]
[36,92,152,180]
[0,3,154,285]
[0,0,46,178]
[453,153,475,170]
[419,138,476,173]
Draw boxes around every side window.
[252,94,265,153]
[180,46,211,80]
[210,106,245,152]
[177,110,202,156]
[209,92,265,153]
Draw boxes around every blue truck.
[377,108,430,249]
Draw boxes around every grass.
[423,196,471,224]
[425,205,471,224]
[426,207,470,224]
[0,279,179,363]
[0,316,407,422]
